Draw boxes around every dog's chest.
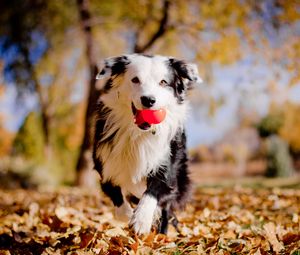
[99,128,170,196]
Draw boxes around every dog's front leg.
[129,193,158,234]
[114,200,133,221]
[130,166,173,235]
[101,181,133,221]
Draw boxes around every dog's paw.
[129,210,153,235]
[114,203,133,222]
[129,195,157,235]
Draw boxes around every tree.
[0,0,77,155]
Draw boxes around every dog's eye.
[159,80,168,87]
[131,77,140,84]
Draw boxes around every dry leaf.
[130,241,138,253]
[263,222,284,253]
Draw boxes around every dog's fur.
[92,54,202,234]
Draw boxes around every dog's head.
[96,54,202,130]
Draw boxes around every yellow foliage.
[277,0,300,23]
[287,41,300,86]
[0,115,14,157]
[199,0,250,29]
[279,103,300,151]
[190,145,213,162]
[221,143,236,162]
[200,33,242,65]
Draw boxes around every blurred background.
[0,0,299,188]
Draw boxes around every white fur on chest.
[98,123,170,197]
[96,100,187,198]
[95,73,189,196]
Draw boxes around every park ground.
[0,162,300,255]
[0,168,300,255]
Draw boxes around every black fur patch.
[93,155,103,177]
[170,130,190,207]
[101,129,119,144]
[145,129,191,233]
[169,59,192,81]
[93,103,112,177]
[146,129,190,208]
[167,58,197,103]
[111,56,130,76]
[104,78,113,91]
[101,181,124,207]
[159,208,169,234]
[166,59,188,104]
[100,56,130,93]
[126,194,140,205]
[159,208,179,234]
[93,103,111,141]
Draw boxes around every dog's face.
[96,54,202,129]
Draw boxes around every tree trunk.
[21,46,52,157]
[35,78,52,157]
[75,0,100,186]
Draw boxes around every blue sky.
[185,60,300,147]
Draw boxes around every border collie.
[92,54,202,235]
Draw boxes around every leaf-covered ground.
[0,186,299,255]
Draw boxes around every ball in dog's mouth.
[131,103,166,130]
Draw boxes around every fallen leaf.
[130,241,138,253]
[263,222,284,253]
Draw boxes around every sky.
[185,60,300,147]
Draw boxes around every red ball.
[135,109,166,125]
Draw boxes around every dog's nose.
[140,96,156,108]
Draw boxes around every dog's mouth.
[131,103,167,131]
[131,103,152,130]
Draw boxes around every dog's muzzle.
[131,103,152,130]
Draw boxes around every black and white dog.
[92,54,202,235]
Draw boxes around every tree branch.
[134,0,171,53]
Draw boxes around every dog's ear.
[96,55,130,80]
[169,58,202,90]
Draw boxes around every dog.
[92,54,202,235]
